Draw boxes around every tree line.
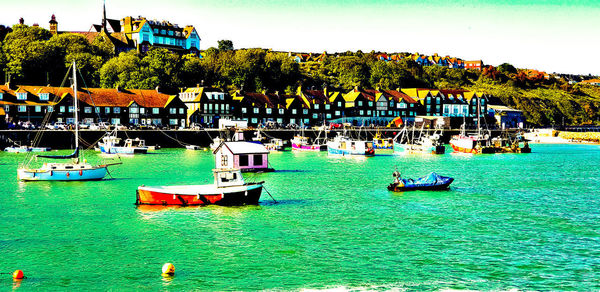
[1,24,599,125]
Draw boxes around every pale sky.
[2,0,599,75]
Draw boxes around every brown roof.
[382,90,417,104]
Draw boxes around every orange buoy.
[162,263,175,276]
[13,270,24,280]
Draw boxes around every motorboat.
[136,168,263,206]
[387,172,454,192]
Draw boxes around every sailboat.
[17,62,120,181]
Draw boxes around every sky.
[2,0,599,75]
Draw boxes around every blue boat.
[387,172,454,191]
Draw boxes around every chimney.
[19,17,24,25]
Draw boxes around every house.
[380,89,419,122]
[465,60,484,71]
[0,84,57,126]
[213,141,273,172]
[580,79,600,86]
[342,87,377,125]
[121,16,201,55]
[298,87,345,123]
[439,89,469,117]
[179,85,232,127]
[488,105,525,129]
[232,91,286,126]
[463,91,489,118]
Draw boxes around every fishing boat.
[291,126,328,151]
[393,126,445,154]
[450,95,500,154]
[372,131,393,149]
[186,145,201,150]
[387,171,454,191]
[327,131,375,156]
[98,130,148,154]
[264,138,285,151]
[17,62,120,181]
[136,168,263,206]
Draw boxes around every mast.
[476,93,481,137]
[72,61,79,150]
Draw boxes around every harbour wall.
[0,129,518,149]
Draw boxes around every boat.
[136,168,263,206]
[393,125,445,154]
[17,62,120,181]
[327,131,375,156]
[98,130,148,154]
[4,144,51,153]
[387,171,454,192]
[291,126,328,151]
[372,131,393,149]
[450,95,500,154]
[522,128,570,144]
[264,138,285,151]
[186,145,201,150]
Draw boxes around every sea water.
[1,144,600,290]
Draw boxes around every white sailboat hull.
[17,165,108,181]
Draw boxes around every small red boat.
[136,168,263,206]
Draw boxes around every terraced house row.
[1,82,521,129]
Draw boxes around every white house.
[213,142,273,172]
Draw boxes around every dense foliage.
[0,25,599,125]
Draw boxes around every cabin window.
[253,154,263,166]
[65,166,73,169]
[221,155,228,166]
[239,155,249,167]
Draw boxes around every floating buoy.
[13,270,24,280]
[162,263,175,276]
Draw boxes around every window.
[35,106,41,112]
[17,93,27,100]
[368,101,373,107]
[398,103,407,109]
[169,108,176,114]
[359,110,364,115]
[337,102,342,107]
[111,118,121,125]
[242,107,247,114]
[239,155,249,167]
[161,29,166,35]
[335,111,340,116]
[60,106,66,112]
[367,110,371,115]
[326,114,331,119]
[302,109,308,114]
[168,30,173,36]
[153,108,159,114]
[153,28,158,34]
[266,108,272,114]
[253,154,263,166]
[95,108,100,113]
[358,101,363,106]
[221,155,228,166]
[69,106,75,112]
[39,93,49,101]
[251,118,258,124]
[436,97,441,104]
[105,107,110,114]
[0,93,3,100]
[292,109,297,115]
[18,105,26,112]
[84,107,92,113]
[47,106,53,112]
[143,34,149,42]
[169,119,178,125]
[314,104,319,110]
[312,113,318,119]
[325,104,330,110]
[253,108,259,114]
[278,109,284,115]
[179,108,184,114]
[114,107,121,114]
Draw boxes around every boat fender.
[66,172,70,178]
[79,170,83,176]
[50,171,53,176]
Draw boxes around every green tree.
[217,40,234,51]
[2,24,53,84]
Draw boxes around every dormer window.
[17,93,27,100]
[0,93,3,100]
[39,93,50,101]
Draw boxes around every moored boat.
[186,145,201,150]
[264,138,285,151]
[393,126,445,154]
[136,168,263,206]
[98,130,148,154]
[388,171,454,192]
[373,131,393,149]
[17,61,120,181]
[291,135,327,151]
[5,145,51,153]
[327,132,375,156]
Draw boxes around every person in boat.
[392,169,401,183]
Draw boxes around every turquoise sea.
[1,144,600,290]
